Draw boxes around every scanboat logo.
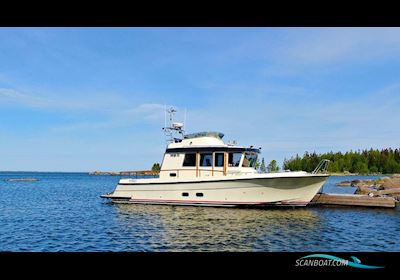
[295,254,384,269]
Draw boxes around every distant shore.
[89,171,387,177]
[89,170,160,176]
[0,171,392,177]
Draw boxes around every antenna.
[162,106,185,145]
[164,104,167,130]
[184,108,187,132]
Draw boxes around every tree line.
[283,148,400,174]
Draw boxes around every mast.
[162,106,185,145]
[184,108,187,133]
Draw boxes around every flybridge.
[184,132,224,140]
[162,107,258,152]
[165,146,261,153]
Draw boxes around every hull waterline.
[101,174,329,208]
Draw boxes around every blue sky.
[1,27,400,172]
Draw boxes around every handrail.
[160,168,250,178]
[312,159,330,174]
[161,168,225,174]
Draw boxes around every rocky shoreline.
[336,174,400,201]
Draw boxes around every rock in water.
[355,185,376,195]
[381,177,400,189]
[336,180,352,186]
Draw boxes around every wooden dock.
[311,193,397,208]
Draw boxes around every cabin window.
[200,153,213,167]
[215,152,224,167]
[228,153,242,167]
[242,152,258,168]
[182,192,189,197]
[182,153,196,167]
[196,193,204,197]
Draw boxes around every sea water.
[0,172,398,252]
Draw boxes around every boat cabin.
[159,132,260,179]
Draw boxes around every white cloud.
[278,28,400,65]
[50,103,170,132]
[0,88,49,107]
[0,86,127,113]
[123,103,166,120]
[206,28,400,76]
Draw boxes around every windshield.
[242,152,258,168]
[228,153,242,167]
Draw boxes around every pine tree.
[283,148,400,174]
[260,158,266,172]
[151,163,161,172]
[267,160,280,172]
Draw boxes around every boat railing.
[160,168,255,177]
[161,168,224,177]
[312,159,330,174]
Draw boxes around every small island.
[89,163,161,176]
[5,178,39,182]
[89,170,159,176]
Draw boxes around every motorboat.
[101,108,329,207]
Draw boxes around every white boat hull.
[102,174,329,207]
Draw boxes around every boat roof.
[166,146,260,153]
[167,131,260,153]
[184,131,224,140]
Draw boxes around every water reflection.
[114,204,322,251]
